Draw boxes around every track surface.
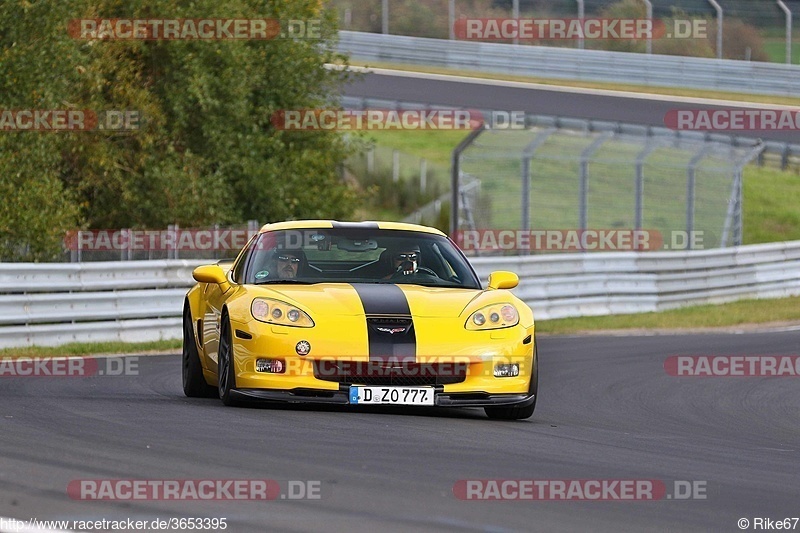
[1,331,799,532]
[342,71,798,144]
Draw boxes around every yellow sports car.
[183,221,537,420]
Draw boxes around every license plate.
[349,386,434,405]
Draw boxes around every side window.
[230,235,257,283]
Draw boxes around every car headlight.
[465,303,519,331]
[251,298,314,328]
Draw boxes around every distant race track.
[342,68,799,144]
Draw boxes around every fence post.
[576,0,584,50]
[708,0,723,59]
[777,1,792,64]
[635,140,661,230]
[579,133,613,233]
[382,0,389,34]
[521,128,557,234]
[120,229,127,261]
[643,0,652,54]
[449,0,455,40]
[512,0,519,45]
[686,146,712,249]
[392,150,400,182]
[419,158,427,194]
[450,125,486,235]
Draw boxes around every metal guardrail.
[471,241,800,319]
[3,241,800,348]
[338,31,800,97]
[0,261,203,349]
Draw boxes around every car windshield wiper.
[254,279,316,285]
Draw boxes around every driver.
[272,249,304,279]
[383,244,422,279]
[392,246,421,276]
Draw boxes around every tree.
[0,0,359,261]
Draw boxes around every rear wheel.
[182,304,217,398]
[484,340,539,421]
[217,312,241,406]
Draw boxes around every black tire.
[182,304,217,398]
[484,340,539,421]
[217,311,241,406]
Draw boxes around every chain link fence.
[451,121,763,253]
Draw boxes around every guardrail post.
[782,144,790,170]
[382,0,389,35]
[576,0,585,49]
[450,125,486,235]
[71,231,81,262]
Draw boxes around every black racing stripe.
[331,221,380,229]
[352,283,411,315]
[352,283,416,363]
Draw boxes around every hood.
[251,282,484,318]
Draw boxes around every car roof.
[258,220,447,236]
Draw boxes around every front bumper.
[231,385,535,408]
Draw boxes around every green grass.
[0,339,181,358]
[743,165,800,244]
[537,296,800,335]
[364,131,468,167]
[762,40,800,65]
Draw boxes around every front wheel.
[484,340,539,421]
[182,305,217,398]
[217,312,242,406]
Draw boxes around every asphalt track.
[341,70,799,144]
[1,331,799,532]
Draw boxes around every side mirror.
[487,271,519,290]
[193,265,228,285]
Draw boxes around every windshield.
[240,228,481,289]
